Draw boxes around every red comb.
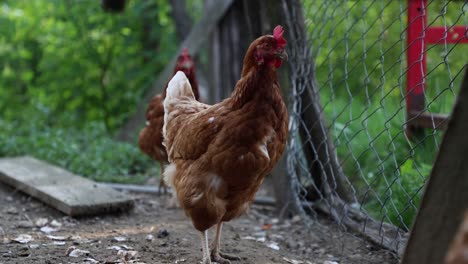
[273,25,286,47]
[182,48,189,57]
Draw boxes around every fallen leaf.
[112,236,127,242]
[69,235,81,240]
[50,220,62,228]
[107,245,122,251]
[12,234,33,244]
[283,257,304,264]
[146,234,154,241]
[83,257,99,263]
[66,246,90,257]
[35,218,48,227]
[175,259,186,263]
[323,261,338,264]
[261,224,273,230]
[53,241,66,246]
[46,235,66,241]
[121,245,134,250]
[68,235,93,244]
[291,215,301,223]
[266,242,280,251]
[40,226,58,234]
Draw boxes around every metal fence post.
[406,0,427,140]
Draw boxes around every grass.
[0,119,155,184]
[302,0,464,229]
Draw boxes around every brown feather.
[163,34,289,231]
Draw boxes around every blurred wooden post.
[169,0,193,42]
[205,0,265,103]
[401,65,468,264]
[280,0,356,206]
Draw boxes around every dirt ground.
[0,183,398,264]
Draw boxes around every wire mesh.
[284,0,468,255]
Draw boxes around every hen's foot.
[211,252,241,264]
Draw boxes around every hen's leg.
[158,161,167,195]
[211,222,241,263]
[200,230,212,264]
[166,192,179,209]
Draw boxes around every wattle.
[274,59,282,68]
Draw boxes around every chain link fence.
[283,0,468,255]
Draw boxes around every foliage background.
[0,0,467,228]
[0,0,188,182]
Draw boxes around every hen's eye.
[264,43,271,48]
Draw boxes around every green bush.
[0,0,177,132]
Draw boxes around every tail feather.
[166,71,195,100]
[163,71,195,153]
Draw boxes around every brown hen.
[163,26,288,264]
[138,48,199,194]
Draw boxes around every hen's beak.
[276,50,288,61]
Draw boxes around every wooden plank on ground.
[0,156,134,217]
[401,65,468,264]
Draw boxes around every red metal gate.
[406,0,468,138]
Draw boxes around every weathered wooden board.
[401,65,468,264]
[0,156,134,216]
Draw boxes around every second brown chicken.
[138,48,199,194]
